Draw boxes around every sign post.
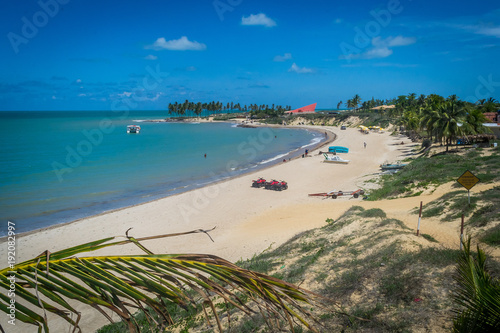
[416,201,422,236]
[457,170,480,206]
[460,214,465,250]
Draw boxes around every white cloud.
[373,62,418,68]
[145,36,206,51]
[118,91,133,98]
[144,54,158,60]
[288,63,314,74]
[145,92,162,101]
[342,35,416,60]
[334,18,342,24]
[241,13,277,27]
[76,79,82,83]
[377,36,416,47]
[456,23,500,38]
[274,53,292,62]
[363,47,393,59]
[186,66,197,71]
[476,26,500,38]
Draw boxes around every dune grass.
[368,149,500,200]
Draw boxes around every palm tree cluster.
[344,94,391,111]
[167,100,293,118]
[382,93,492,151]
[168,100,225,117]
[394,94,489,150]
[476,97,499,113]
[248,104,292,120]
[345,94,362,110]
[247,103,291,113]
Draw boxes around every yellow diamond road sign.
[457,170,480,190]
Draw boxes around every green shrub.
[360,208,387,219]
[422,138,432,149]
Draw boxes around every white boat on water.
[127,125,141,134]
[323,153,349,164]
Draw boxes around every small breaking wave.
[258,153,289,165]
[301,137,322,149]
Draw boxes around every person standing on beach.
[364,142,367,149]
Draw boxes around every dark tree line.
[167,100,292,117]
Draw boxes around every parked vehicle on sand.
[251,177,267,188]
[265,180,288,191]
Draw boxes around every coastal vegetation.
[166,94,497,155]
[243,92,497,151]
[368,147,500,200]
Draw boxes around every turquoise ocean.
[0,111,323,236]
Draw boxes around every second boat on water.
[127,125,141,134]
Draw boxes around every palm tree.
[419,105,440,142]
[401,109,419,138]
[195,102,203,117]
[435,99,467,151]
[337,101,343,110]
[462,107,491,136]
[407,93,417,106]
[0,230,332,333]
[417,94,426,106]
[452,237,500,332]
[351,94,361,110]
[345,99,351,109]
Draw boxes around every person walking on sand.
[363,142,367,149]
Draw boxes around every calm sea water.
[0,111,322,235]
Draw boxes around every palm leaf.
[452,237,500,332]
[0,228,333,332]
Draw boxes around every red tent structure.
[284,103,317,114]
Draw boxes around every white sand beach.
[3,125,495,332]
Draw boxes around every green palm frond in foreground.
[452,237,500,332]
[0,228,332,332]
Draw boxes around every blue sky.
[1,0,499,110]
